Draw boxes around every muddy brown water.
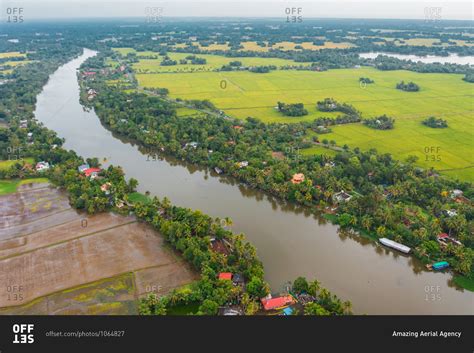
[33,48,473,314]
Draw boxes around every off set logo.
[12,324,34,344]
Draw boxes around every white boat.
[379,238,411,254]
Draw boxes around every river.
[359,52,474,65]
[33,48,473,314]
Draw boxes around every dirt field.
[0,182,198,314]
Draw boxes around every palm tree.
[223,217,233,228]
[361,215,373,231]
[308,280,321,297]
[342,301,353,315]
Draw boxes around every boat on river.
[379,238,411,254]
[426,261,449,271]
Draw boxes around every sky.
[1,0,473,20]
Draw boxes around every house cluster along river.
[34,49,474,314]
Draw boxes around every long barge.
[379,238,411,254]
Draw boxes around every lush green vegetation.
[292,277,352,315]
[81,61,474,288]
[0,177,50,195]
[277,102,308,116]
[453,275,474,291]
[0,157,34,170]
[128,192,152,204]
[359,77,374,84]
[2,18,474,313]
[363,115,395,130]
[463,73,474,83]
[396,80,420,92]
[422,116,448,129]
[132,65,472,180]
[249,65,277,73]
[316,98,360,116]
[1,42,350,315]
[0,179,19,195]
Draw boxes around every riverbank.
[87,78,474,294]
[32,48,474,314]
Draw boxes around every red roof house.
[218,272,232,280]
[291,173,305,184]
[438,233,449,240]
[261,295,294,311]
[84,167,101,177]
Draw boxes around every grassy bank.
[0,178,49,195]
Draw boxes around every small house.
[78,164,90,173]
[437,233,462,247]
[211,238,230,256]
[291,173,305,184]
[100,182,112,195]
[116,200,125,208]
[450,189,463,199]
[218,272,232,281]
[445,209,458,217]
[35,161,50,172]
[261,295,294,311]
[84,167,101,179]
[185,141,198,149]
[237,161,248,168]
[333,190,352,203]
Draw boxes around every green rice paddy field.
[112,48,302,73]
[133,60,473,181]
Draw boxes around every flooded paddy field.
[0,182,197,314]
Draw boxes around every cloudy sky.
[2,0,473,20]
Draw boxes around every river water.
[33,48,473,314]
[359,52,474,65]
